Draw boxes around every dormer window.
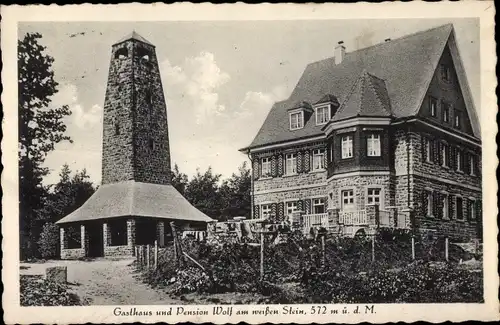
[315,105,330,125]
[442,102,451,123]
[429,97,437,117]
[441,64,451,82]
[289,111,304,130]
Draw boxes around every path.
[20,258,180,305]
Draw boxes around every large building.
[56,32,213,259]
[240,24,482,240]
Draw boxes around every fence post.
[146,244,150,269]
[411,236,415,260]
[138,245,142,268]
[154,240,158,270]
[260,232,264,281]
[371,234,375,262]
[445,237,449,262]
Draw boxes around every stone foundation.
[104,245,134,257]
[61,248,85,260]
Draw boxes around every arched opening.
[114,47,128,60]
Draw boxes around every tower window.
[115,123,120,135]
[114,47,128,60]
[149,138,155,150]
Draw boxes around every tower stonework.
[101,32,171,185]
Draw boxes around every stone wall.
[102,37,171,185]
[104,245,134,257]
[61,248,85,260]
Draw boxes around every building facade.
[56,32,213,259]
[240,24,482,241]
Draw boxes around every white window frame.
[468,198,476,221]
[366,187,383,208]
[289,111,304,130]
[442,103,450,123]
[441,143,448,167]
[426,190,433,217]
[286,201,298,215]
[312,149,325,170]
[261,157,271,178]
[261,204,272,218]
[285,153,297,175]
[312,198,326,214]
[425,138,432,163]
[430,97,437,117]
[341,189,355,211]
[469,154,476,176]
[367,133,381,157]
[341,135,353,159]
[456,149,462,172]
[315,105,330,125]
[442,193,449,219]
[455,196,464,220]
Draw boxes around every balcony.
[302,213,329,230]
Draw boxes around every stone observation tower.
[56,32,213,259]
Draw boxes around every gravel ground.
[20,258,181,305]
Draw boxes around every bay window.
[367,133,381,157]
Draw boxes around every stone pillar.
[385,206,398,228]
[366,204,379,227]
[80,224,88,256]
[60,227,67,251]
[156,221,165,247]
[103,222,110,248]
[127,219,136,249]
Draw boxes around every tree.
[18,32,72,259]
[220,162,251,220]
[184,167,224,219]
[171,163,189,195]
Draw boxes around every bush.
[20,275,83,306]
[37,222,60,259]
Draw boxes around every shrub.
[20,275,83,306]
[37,222,60,259]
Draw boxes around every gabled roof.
[332,70,392,122]
[114,31,154,46]
[56,181,213,224]
[243,23,479,150]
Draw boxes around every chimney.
[335,41,346,65]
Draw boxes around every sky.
[18,18,480,186]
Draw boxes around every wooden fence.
[135,240,159,270]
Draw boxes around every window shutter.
[277,202,285,222]
[422,191,428,217]
[297,151,303,173]
[449,146,455,170]
[324,196,329,211]
[277,154,284,176]
[254,204,260,219]
[430,139,436,163]
[476,199,482,222]
[297,199,303,212]
[437,142,443,165]
[271,155,277,177]
[433,192,440,218]
[323,148,328,168]
[421,137,427,162]
[253,159,260,180]
[448,195,454,219]
[464,153,470,174]
[271,203,277,222]
[304,198,312,214]
[304,150,311,173]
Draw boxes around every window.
[441,143,448,167]
[115,123,120,135]
[289,111,304,130]
[442,102,451,123]
[313,198,325,214]
[456,149,463,172]
[261,157,271,177]
[429,97,438,117]
[341,190,355,210]
[341,135,353,159]
[285,153,297,175]
[456,196,464,220]
[468,199,476,221]
[454,110,461,128]
[367,188,382,206]
[367,133,381,157]
[312,149,325,170]
[442,194,449,219]
[316,105,330,125]
[149,138,155,150]
[424,137,432,163]
[469,155,476,175]
[441,64,451,82]
[286,201,298,215]
[426,191,433,217]
[261,204,272,218]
